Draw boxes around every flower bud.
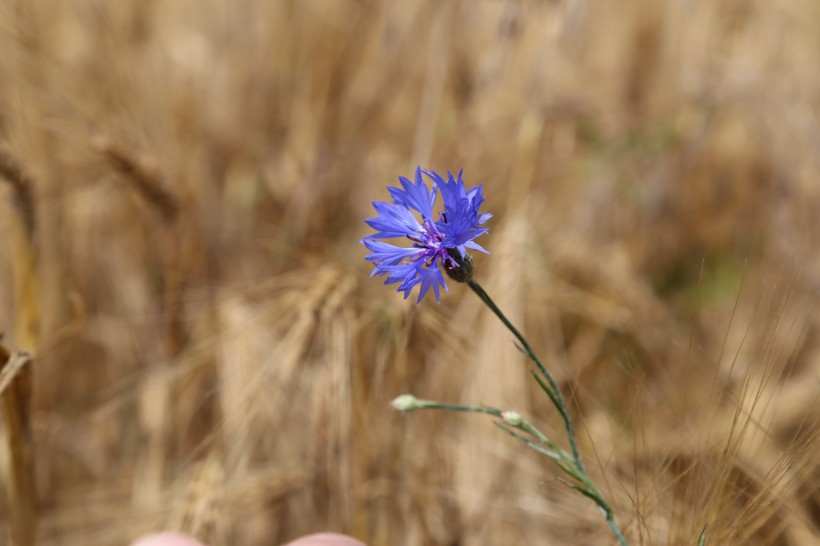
[391,394,421,412]
[445,248,474,283]
[501,411,523,426]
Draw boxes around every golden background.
[0,1,818,545]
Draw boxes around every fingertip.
[130,532,207,546]
[285,533,366,546]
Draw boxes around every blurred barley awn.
[362,169,629,545]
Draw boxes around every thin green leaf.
[530,369,561,410]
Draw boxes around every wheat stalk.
[0,144,38,546]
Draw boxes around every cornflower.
[361,168,631,545]
[361,167,492,303]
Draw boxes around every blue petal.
[467,184,485,209]
[387,167,437,222]
[362,239,422,269]
[387,262,425,299]
[415,259,448,303]
[463,240,489,254]
[426,170,465,217]
[424,170,492,250]
[365,201,423,238]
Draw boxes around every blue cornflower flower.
[361,167,492,303]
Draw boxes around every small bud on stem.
[391,394,421,412]
[501,411,523,426]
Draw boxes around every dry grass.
[0,0,819,544]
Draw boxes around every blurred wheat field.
[0,0,819,545]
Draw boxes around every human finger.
[129,532,206,546]
[284,533,366,546]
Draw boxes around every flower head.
[361,167,492,303]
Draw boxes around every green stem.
[466,278,629,546]
[467,279,585,473]
[578,481,628,546]
[604,504,629,546]
[607,510,630,546]
[697,525,707,546]
[409,399,503,418]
